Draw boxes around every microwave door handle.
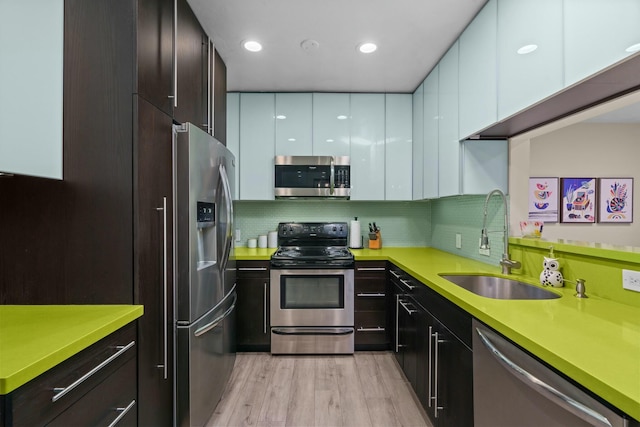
[330,157,335,195]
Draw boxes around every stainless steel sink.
[440,274,561,300]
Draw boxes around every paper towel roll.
[267,231,278,248]
[350,218,362,248]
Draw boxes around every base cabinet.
[0,323,137,427]
[236,261,270,351]
[354,261,389,350]
[388,264,473,427]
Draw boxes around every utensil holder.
[368,231,381,249]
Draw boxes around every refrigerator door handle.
[155,196,168,380]
[219,163,233,272]
[194,292,237,338]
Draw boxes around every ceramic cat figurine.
[540,256,564,287]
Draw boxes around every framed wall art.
[598,178,633,223]
[528,177,559,222]
[561,178,597,223]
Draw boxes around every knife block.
[368,231,382,249]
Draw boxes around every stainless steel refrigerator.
[173,123,236,427]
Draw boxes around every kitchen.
[1,0,640,426]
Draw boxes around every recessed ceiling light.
[337,115,348,120]
[243,40,262,52]
[625,43,640,53]
[288,138,296,142]
[326,139,334,143]
[276,115,286,120]
[358,42,377,54]
[300,39,320,51]
[517,44,538,55]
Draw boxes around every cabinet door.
[135,97,174,427]
[564,0,640,86]
[226,92,240,200]
[397,295,419,391]
[239,93,275,200]
[459,0,497,140]
[0,0,63,179]
[432,321,473,427]
[236,261,270,351]
[312,93,350,156]
[461,139,507,195]
[350,94,385,200]
[174,0,207,129]
[137,0,174,116]
[213,49,227,143]
[497,0,563,120]
[412,82,424,200]
[423,67,439,199]
[438,43,460,198]
[275,93,313,156]
[385,94,413,201]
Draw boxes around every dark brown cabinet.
[134,96,175,427]
[388,264,474,427]
[236,261,270,351]
[0,324,137,427]
[174,0,208,131]
[354,261,389,350]
[137,0,174,116]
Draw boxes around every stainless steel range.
[270,222,355,354]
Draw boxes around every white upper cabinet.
[350,94,385,201]
[564,0,640,87]
[275,93,312,156]
[0,0,63,179]
[412,82,424,200]
[226,93,240,200]
[239,93,275,200]
[497,0,563,120]
[385,94,413,201]
[312,93,350,156]
[461,139,508,195]
[459,0,497,140]
[438,43,460,198]
[423,67,439,199]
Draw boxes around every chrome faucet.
[480,189,521,275]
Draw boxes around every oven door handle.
[271,327,354,336]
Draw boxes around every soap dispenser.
[540,246,564,287]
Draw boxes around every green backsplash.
[430,195,505,266]
[233,200,431,247]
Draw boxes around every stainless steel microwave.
[274,156,350,199]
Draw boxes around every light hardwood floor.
[206,352,432,427]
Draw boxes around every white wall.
[510,123,640,247]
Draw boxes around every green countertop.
[237,246,640,419]
[0,305,143,395]
[351,247,640,421]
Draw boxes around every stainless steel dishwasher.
[472,319,639,427]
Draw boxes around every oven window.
[280,275,344,309]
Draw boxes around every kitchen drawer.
[237,260,270,278]
[354,261,387,278]
[47,358,136,426]
[355,290,386,311]
[5,323,136,427]
[355,311,388,347]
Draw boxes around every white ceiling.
[187,0,487,93]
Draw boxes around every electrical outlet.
[622,269,640,292]
[235,229,241,242]
[455,233,462,249]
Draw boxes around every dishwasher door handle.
[475,327,614,427]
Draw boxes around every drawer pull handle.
[238,267,268,271]
[107,399,136,427]
[390,270,401,278]
[357,267,386,271]
[357,327,385,332]
[356,292,385,297]
[52,341,135,402]
[400,278,416,290]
